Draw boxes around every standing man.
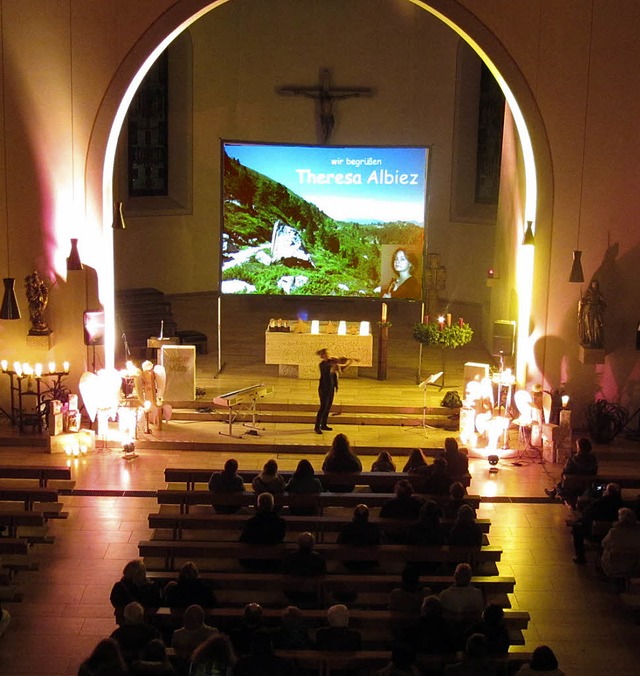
[314,349,352,434]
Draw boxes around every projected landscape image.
[221,142,427,298]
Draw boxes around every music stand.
[418,372,444,434]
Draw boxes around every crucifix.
[277,68,375,144]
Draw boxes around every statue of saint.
[24,270,50,335]
[578,279,605,348]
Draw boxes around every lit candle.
[0,360,7,372]
[458,317,464,327]
[337,320,347,335]
[13,361,21,376]
[23,363,32,376]
[311,320,320,335]
[63,361,70,373]
[438,316,445,331]
[381,303,387,322]
[561,395,570,409]
[359,321,370,336]
[446,313,452,327]
[48,361,56,374]
[34,363,43,378]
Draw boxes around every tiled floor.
[1,298,640,674]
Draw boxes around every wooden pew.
[156,489,481,514]
[562,474,640,494]
[164,468,472,491]
[0,465,71,487]
[0,510,51,543]
[147,511,491,541]
[0,537,37,572]
[139,540,501,572]
[0,487,67,518]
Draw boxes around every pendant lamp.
[66,238,83,270]
[0,278,20,319]
[568,250,585,284]
[112,201,126,229]
[522,221,535,246]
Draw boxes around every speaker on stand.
[492,320,516,357]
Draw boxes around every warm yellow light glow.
[311,320,320,335]
[0,360,7,371]
[515,243,535,383]
[359,321,370,336]
[63,361,70,373]
[337,321,347,335]
[561,394,570,408]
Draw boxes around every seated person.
[447,504,483,548]
[375,643,422,676]
[239,492,286,570]
[109,560,162,626]
[380,480,423,521]
[315,604,362,651]
[209,458,245,513]
[234,629,294,676]
[322,433,362,492]
[171,604,220,661]
[271,605,313,650]
[110,601,161,665]
[252,458,286,495]
[402,448,429,474]
[371,450,397,472]
[188,634,237,676]
[545,437,598,507]
[440,437,469,478]
[129,639,175,676]
[600,507,640,578]
[443,632,501,675]
[78,638,127,676]
[281,532,327,607]
[439,563,484,646]
[286,459,323,515]
[571,482,623,564]
[442,482,476,520]
[337,503,381,573]
[389,564,432,617]
[164,561,216,614]
[516,645,565,675]
[228,603,266,657]
[405,501,445,572]
[405,595,456,655]
[423,456,453,494]
[467,603,510,656]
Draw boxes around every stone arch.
[85,0,553,371]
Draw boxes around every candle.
[337,320,347,335]
[63,361,70,373]
[446,313,452,327]
[0,360,7,372]
[381,303,387,322]
[423,314,429,324]
[13,361,21,376]
[34,363,43,378]
[458,317,464,327]
[438,316,445,331]
[561,394,570,409]
[48,361,56,374]
[359,321,370,336]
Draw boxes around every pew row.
[0,465,72,487]
[0,487,67,518]
[147,512,491,542]
[156,489,481,514]
[164,468,472,491]
[139,540,502,572]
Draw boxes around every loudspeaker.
[492,320,516,356]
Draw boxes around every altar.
[265,321,373,378]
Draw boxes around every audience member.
[402,448,429,473]
[110,560,161,626]
[375,643,421,676]
[171,604,219,661]
[442,482,475,520]
[600,507,640,577]
[271,605,313,650]
[423,455,452,494]
[234,629,294,676]
[322,433,362,491]
[516,645,565,675]
[371,450,396,472]
[208,458,245,513]
[380,480,423,520]
[188,634,237,676]
[442,632,500,675]
[315,604,362,651]
[110,601,161,665]
[439,563,484,644]
[251,458,286,495]
[78,637,128,676]
[281,532,327,607]
[405,500,445,572]
[440,437,469,478]
[545,437,598,507]
[228,603,265,657]
[164,561,216,614]
[447,504,483,547]
[286,459,323,515]
[571,482,623,564]
[129,639,175,676]
[389,564,431,617]
[406,595,456,655]
[467,603,510,656]
[238,491,287,570]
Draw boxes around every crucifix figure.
[277,68,375,144]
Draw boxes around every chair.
[512,390,542,462]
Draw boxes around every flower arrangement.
[413,320,473,349]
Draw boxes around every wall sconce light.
[112,201,126,229]
[522,220,535,246]
[568,250,584,283]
